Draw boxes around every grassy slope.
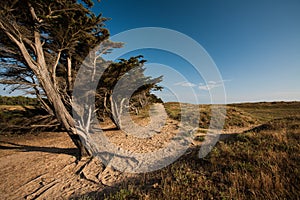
[233,101,300,122]
[97,102,300,200]
[164,102,259,130]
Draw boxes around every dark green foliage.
[0,0,109,105]
[0,0,162,121]
[0,0,113,157]
[96,56,163,122]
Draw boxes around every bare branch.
[0,21,21,45]
[0,79,38,87]
[0,46,18,55]
[23,38,37,55]
[34,31,47,69]
[0,20,39,72]
[67,56,72,91]
[52,50,61,89]
[28,3,43,23]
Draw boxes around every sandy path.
[0,103,254,199]
[0,132,103,199]
[0,104,182,198]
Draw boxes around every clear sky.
[1,0,299,104]
[96,0,300,103]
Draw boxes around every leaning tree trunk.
[37,66,91,159]
[0,25,91,160]
[32,31,91,159]
[103,92,121,130]
[109,95,127,130]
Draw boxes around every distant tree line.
[0,95,40,106]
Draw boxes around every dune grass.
[100,116,299,200]
[72,102,300,199]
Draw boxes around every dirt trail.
[0,132,105,199]
[0,103,256,199]
[0,104,175,199]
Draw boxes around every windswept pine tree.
[0,0,110,158]
[0,0,163,160]
[96,56,163,129]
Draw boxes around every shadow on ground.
[69,117,300,199]
[0,141,78,156]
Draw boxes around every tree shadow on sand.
[69,121,300,199]
[68,132,244,200]
[0,141,78,156]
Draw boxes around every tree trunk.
[0,26,91,160]
[52,50,61,90]
[109,95,121,130]
[32,30,90,159]
[37,64,91,159]
[103,92,121,129]
[67,56,73,92]
[109,95,128,130]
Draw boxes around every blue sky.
[96,0,300,103]
[1,0,299,104]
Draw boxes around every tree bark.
[67,56,73,92]
[0,24,91,160]
[33,53,91,159]
[109,94,121,129]
[52,50,61,90]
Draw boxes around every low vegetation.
[76,120,300,199]
[77,101,300,199]
[0,107,59,135]
[1,101,299,199]
[0,95,40,106]
[164,102,259,130]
